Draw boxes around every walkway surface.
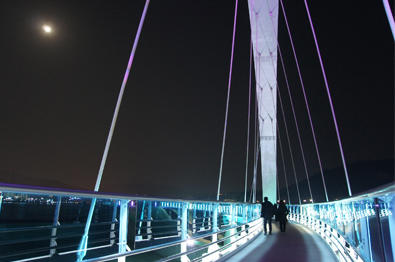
[225,221,338,262]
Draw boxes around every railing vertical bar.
[50,195,61,256]
[180,202,189,262]
[110,200,117,246]
[374,198,387,262]
[147,201,152,240]
[0,191,3,217]
[117,200,129,262]
[212,204,219,242]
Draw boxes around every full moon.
[42,25,51,33]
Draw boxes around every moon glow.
[42,25,51,33]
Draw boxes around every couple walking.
[261,197,289,235]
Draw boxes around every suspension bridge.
[0,0,394,262]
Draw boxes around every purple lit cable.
[277,123,291,204]
[278,0,314,203]
[217,0,239,201]
[280,0,327,202]
[382,0,395,41]
[244,37,253,203]
[77,1,151,261]
[252,0,259,203]
[268,11,301,204]
[277,82,301,204]
[252,84,258,203]
[95,0,150,192]
[304,0,352,197]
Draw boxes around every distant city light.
[42,25,51,33]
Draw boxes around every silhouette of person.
[261,196,276,235]
[276,200,289,234]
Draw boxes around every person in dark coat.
[276,200,289,234]
[261,197,276,235]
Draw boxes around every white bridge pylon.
[248,0,279,203]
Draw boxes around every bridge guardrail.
[288,183,394,262]
[0,183,262,262]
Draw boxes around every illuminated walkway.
[225,222,338,262]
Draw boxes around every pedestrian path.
[224,222,338,262]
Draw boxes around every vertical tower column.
[248,0,279,203]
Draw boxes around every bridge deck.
[224,222,338,262]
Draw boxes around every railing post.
[225,204,237,248]
[231,204,236,227]
[147,201,152,240]
[110,200,117,246]
[192,204,197,233]
[50,195,61,256]
[118,199,129,262]
[212,204,219,242]
[180,202,189,262]
[0,191,3,217]
[374,198,387,262]
[242,204,247,224]
[174,204,180,237]
[206,207,208,230]
[208,204,212,230]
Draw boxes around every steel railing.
[288,183,395,262]
[0,183,262,262]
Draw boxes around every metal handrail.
[0,221,119,233]
[0,183,252,204]
[82,218,263,262]
[288,184,395,262]
[0,183,262,262]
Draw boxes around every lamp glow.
[186,239,194,246]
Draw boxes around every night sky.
[0,1,393,201]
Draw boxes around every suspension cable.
[279,0,314,203]
[277,123,291,203]
[279,0,328,202]
[266,10,300,205]
[244,37,253,203]
[252,4,260,204]
[277,84,301,204]
[252,130,260,203]
[217,0,239,201]
[259,1,306,203]
[95,1,150,192]
[77,1,151,260]
[254,2,305,205]
[252,90,259,203]
[258,3,302,204]
[304,0,352,197]
[382,0,395,41]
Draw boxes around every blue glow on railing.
[0,183,262,262]
[288,184,395,262]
